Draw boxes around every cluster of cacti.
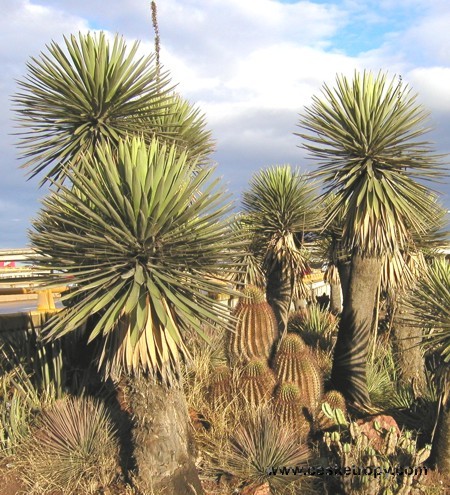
[208,365,232,408]
[219,287,328,441]
[321,414,431,495]
[272,383,309,437]
[272,333,323,414]
[228,285,277,366]
[239,359,276,406]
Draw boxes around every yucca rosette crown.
[242,165,320,299]
[298,71,445,256]
[13,31,213,183]
[30,137,240,383]
[405,259,450,365]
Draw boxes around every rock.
[241,481,271,495]
[357,415,400,451]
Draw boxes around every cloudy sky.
[1,0,450,248]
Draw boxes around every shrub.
[227,404,310,493]
[20,395,119,494]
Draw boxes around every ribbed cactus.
[273,333,323,414]
[208,365,232,407]
[323,390,346,412]
[228,285,277,366]
[272,382,309,437]
[239,358,276,405]
[311,348,333,378]
[315,390,347,431]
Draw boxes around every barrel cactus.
[208,365,232,407]
[315,390,347,431]
[273,333,323,414]
[228,285,277,366]
[239,359,276,406]
[272,382,309,437]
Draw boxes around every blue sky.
[1,0,450,247]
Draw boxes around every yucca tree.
[298,71,445,407]
[13,31,213,183]
[404,259,450,471]
[242,165,320,333]
[228,213,266,291]
[30,137,240,494]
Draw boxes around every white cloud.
[1,0,450,247]
[407,67,450,111]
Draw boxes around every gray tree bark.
[266,260,293,334]
[392,297,426,391]
[434,397,450,473]
[127,374,203,495]
[331,253,383,407]
[329,281,342,315]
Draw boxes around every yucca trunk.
[329,281,342,315]
[127,375,203,495]
[434,398,450,473]
[336,260,351,304]
[266,260,293,333]
[331,253,382,406]
[392,297,426,390]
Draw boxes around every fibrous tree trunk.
[266,260,293,333]
[329,281,342,315]
[432,394,450,473]
[336,259,351,304]
[126,374,203,495]
[331,253,383,407]
[392,297,426,391]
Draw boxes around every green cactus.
[208,365,232,407]
[321,418,433,494]
[228,285,277,366]
[273,333,323,414]
[272,382,309,437]
[315,390,347,431]
[239,359,276,405]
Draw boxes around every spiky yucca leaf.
[298,71,445,256]
[13,32,212,183]
[148,94,214,165]
[406,259,450,365]
[30,137,240,383]
[228,214,266,289]
[242,165,318,278]
[288,305,337,350]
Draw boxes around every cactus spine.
[272,382,308,436]
[228,285,277,366]
[208,365,232,407]
[273,333,323,414]
[239,359,276,405]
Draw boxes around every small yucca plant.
[21,396,119,494]
[227,404,310,491]
[288,304,338,351]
